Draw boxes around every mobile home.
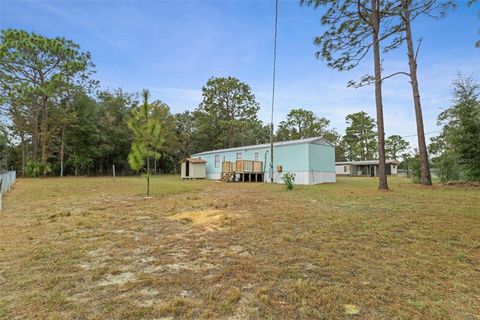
[190,137,335,185]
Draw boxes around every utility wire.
[401,130,440,138]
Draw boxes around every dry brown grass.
[0,175,479,319]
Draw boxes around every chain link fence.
[0,171,16,210]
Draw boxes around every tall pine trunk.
[20,132,26,177]
[372,0,388,190]
[40,95,49,173]
[147,151,150,197]
[402,0,432,186]
[60,128,65,177]
[146,102,151,197]
[32,119,39,161]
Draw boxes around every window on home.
[215,155,220,168]
[254,152,259,161]
[344,166,347,172]
[236,153,242,160]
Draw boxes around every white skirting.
[206,173,221,180]
[272,171,335,185]
[205,171,335,185]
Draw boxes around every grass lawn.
[0,176,479,319]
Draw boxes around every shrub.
[26,160,51,177]
[432,153,462,183]
[409,156,421,183]
[281,172,295,190]
[403,155,421,183]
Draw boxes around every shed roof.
[336,160,399,166]
[192,137,333,156]
[180,158,207,163]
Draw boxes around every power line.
[401,130,441,138]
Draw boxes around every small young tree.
[128,89,163,197]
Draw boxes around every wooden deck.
[221,160,264,182]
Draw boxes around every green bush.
[26,160,51,177]
[409,156,421,184]
[281,172,295,190]
[433,153,462,183]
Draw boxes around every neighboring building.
[190,137,336,185]
[335,160,399,177]
[180,158,207,179]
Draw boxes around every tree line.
[0,28,411,178]
[0,26,396,176]
[0,29,408,178]
[1,2,478,184]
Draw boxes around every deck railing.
[222,160,263,173]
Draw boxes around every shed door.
[185,161,190,177]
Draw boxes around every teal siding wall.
[272,143,309,171]
[193,141,334,174]
[308,143,335,172]
[196,148,270,174]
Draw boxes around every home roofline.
[192,137,332,157]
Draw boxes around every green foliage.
[300,0,402,78]
[2,30,349,177]
[432,150,462,183]
[342,111,377,161]
[430,76,480,182]
[409,156,421,184]
[400,153,421,183]
[128,89,163,173]
[385,135,409,160]
[0,29,96,176]
[61,90,134,176]
[276,108,338,143]
[26,160,51,178]
[195,77,261,149]
[281,172,296,190]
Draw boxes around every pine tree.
[385,135,409,160]
[301,0,402,190]
[128,89,163,197]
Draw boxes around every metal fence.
[0,171,16,210]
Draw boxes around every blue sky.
[1,0,479,148]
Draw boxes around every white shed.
[181,158,207,179]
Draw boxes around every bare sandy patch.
[98,271,136,286]
[168,209,237,231]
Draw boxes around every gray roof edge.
[336,159,399,165]
[192,137,332,156]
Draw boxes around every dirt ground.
[0,176,479,319]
